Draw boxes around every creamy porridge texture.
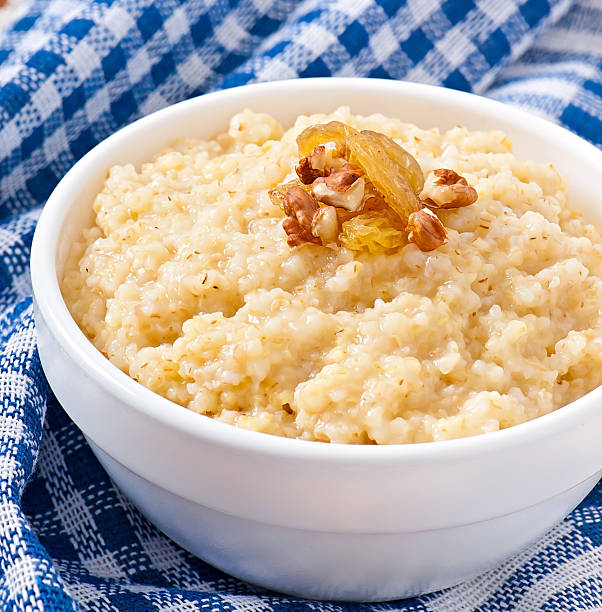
[61,108,602,444]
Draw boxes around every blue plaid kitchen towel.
[0,0,600,610]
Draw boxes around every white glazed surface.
[88,438,599,601]
[31,79,602,600]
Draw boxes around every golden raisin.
[359,130,424,193]
[346,131,422,226]
[296,121,358,157]
[339,212,406,253]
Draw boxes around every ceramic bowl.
[31,78,602,602]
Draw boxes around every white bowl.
[31,78,602,602]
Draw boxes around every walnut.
[282,186,340,246]
[406,208,447,251]
[312,164,366,211]
[419,169,478,209]
[283,216,320,246]
[282,186,321,246]
[311,205,339,244]
[296,145,327,184]
[283,185,316,224]
[323,163,364,191]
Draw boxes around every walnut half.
[420,169,478,209]
[311,206,339,244]
[282,186,339,246]
[406,208,447,251]
[296,145,327,184]
[312,164,365,211]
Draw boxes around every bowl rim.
[31,77,602,464]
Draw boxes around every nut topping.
[312,164,366,212]
[283,216,321,246]
[282,187,342,246]
[313,177,365,212]
[311,205,339,243]
[276,123,479,253]
[283,185,317,225]
[323,163,364,191]
[406,208,447,251]
[296,145,327,184]
[420,169,478,209]
[282,186,322,246]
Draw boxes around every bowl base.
[87,437,599,602]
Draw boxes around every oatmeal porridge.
[61,108,602,444]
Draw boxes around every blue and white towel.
[0,0,600,610]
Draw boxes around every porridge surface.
[61,108,602,444]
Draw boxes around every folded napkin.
[0,0,600,610]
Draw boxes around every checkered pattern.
[488,0,602,146]
[0,0,599,610]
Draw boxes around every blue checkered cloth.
[0,0,600,610]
